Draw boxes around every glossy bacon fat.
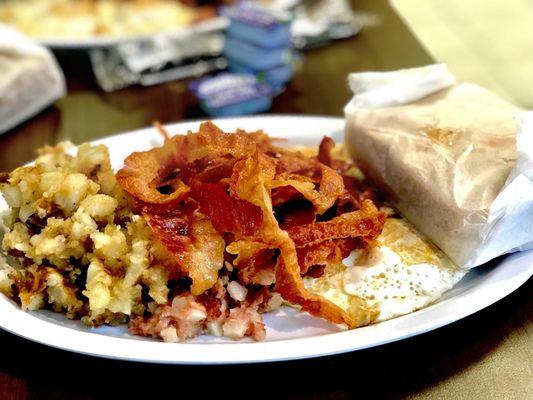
[117,122,385,328]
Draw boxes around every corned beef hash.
[0,122,464,342]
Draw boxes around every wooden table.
[0,1,531,399]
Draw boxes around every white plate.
[36,17,228,49]
[0,116,531,364]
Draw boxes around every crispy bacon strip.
[278,207,316,230]
[185,218,225,295]
[117,140,190,204]
[316,165,345,212]
[317,136,381,211]
[154,121,170,142]
[336,237,362,258]
[271,185,302,206]
[296,238,359,274]
[191,181,262,237]
[287,200,385,247]
[297,240,341,274]
[272,163,343,215]
[318,136,335,167]
[143,204,224,295]
[275,148,322,177]
[117,121,271,205]
[318,136,350,172]
[142,205,192,264]
[235,248,277,286]
[230,153,358,327]
[226,240,270,265]
[116,121,386,329]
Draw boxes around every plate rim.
[33,16,229,49]
[0,115,531,364]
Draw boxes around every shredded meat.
[129,295,207,342]
[222,306,266,341]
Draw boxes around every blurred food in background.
[0,0,360,48]
[90,32,228,91]
[0,25,65,135]
[287,0,361,49]
[0,0,218,39]
[0,0,361,117]
[88,0,358,96]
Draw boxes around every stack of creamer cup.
[190,4,295,117]
[222,3,295,90]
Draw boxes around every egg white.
[304,218,467,324]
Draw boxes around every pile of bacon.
[117,122,385,340]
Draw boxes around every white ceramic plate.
[0,116,531,364]
[35,17,228,49]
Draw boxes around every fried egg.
[305,217,467,323]
[0,0,197,39]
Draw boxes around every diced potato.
[0,142,165,325]
[80,194,118,220]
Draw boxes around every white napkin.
[345,63,456,112]
[483,112,533,258]
[344,64,533,268]
[0,25,65,134]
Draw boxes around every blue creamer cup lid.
[220,4,291,30]
[190,73,274,109]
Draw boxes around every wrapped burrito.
[344,64,533,268]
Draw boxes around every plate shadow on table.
[0,277,530,400]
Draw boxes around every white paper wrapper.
[0,25,65,134]
[344,64,533,268]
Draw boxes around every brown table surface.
[0,1,531,399]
